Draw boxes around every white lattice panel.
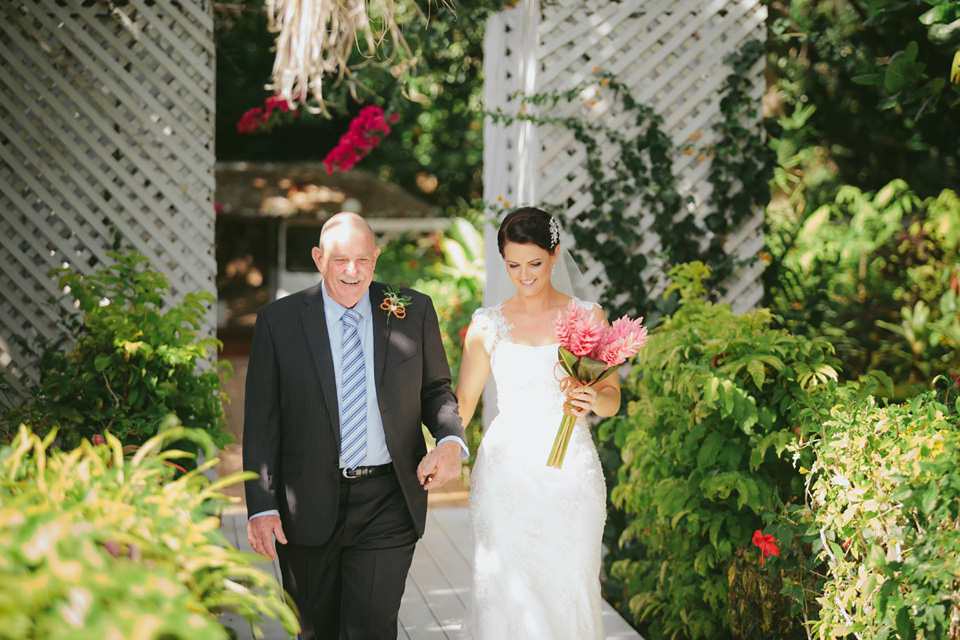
[0,0,215,388]
[483,0,767,314]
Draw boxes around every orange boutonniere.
[380,285,412,323]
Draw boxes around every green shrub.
[603,261,839,639]
[0,422,298,639]
[799,382,960,639]
[1,252,230,455]
[768,181,960,395]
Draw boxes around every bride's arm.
[584,377,621,417]
[568,366,621,418]
[454,320,492,427]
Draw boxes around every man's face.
[312,223,380,309]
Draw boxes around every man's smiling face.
[312,214,380,309]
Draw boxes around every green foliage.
[487,44,772,326]
[725,515,821,640]
[368,1,515,215]
[413,217,484,385]
[215,0,512,215]
[797,383,960,638]
[1,252,230,455]
[768,181,960,395]
[855,1,960,119]
[602,262,839,639]
[767,1,960,205]
[414,218,485,458]
[0,423,298,639]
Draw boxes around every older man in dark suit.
[243,212,467,640]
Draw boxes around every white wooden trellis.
[482,0,768,315]
[0,0,215,388]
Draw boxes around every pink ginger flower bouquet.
[547,299,648,468]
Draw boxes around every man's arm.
[242,309,290,557]
[242,309,283,517]
[416,296,467,489]
[417,296,467,445]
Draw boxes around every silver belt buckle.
[342,467,353,479]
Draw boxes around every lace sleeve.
[471,305,512,355]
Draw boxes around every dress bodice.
[470,300,598,433]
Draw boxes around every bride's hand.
[564,385,597,417]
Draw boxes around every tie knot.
[341,308,361,328]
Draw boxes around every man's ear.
[311,246,323,271]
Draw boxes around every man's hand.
[247,514,287,560]
[416,440,463,490]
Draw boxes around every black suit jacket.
[242,281,465,545]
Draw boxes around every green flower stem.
[546,412,578,469]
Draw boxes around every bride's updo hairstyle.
[497,207,560,257]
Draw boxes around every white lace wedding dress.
[460,302,606,640]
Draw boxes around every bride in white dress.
[451,207,621,639]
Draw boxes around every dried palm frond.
[265,0,413,115]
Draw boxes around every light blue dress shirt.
[321,283,468,463]
[321,282,391,466]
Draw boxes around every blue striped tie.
[339,308,367,468]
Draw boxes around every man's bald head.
[317,212,375,256]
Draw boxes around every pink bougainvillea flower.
[322,105,396,174]
[752,530,780,564]
[236,106,265,134]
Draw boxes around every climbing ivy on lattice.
[486,41,774,326]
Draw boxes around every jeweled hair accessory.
[548,216,561,248]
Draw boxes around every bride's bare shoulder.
[554,292,574,309]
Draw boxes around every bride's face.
[503,241,558,296]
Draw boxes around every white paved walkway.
[219,507,644,640]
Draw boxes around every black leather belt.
[341,462,394,479]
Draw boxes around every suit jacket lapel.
[370,281,392,386]
[300,283,340,431]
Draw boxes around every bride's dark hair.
[497,207,558,257]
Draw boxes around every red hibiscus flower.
[752,530,780,564]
